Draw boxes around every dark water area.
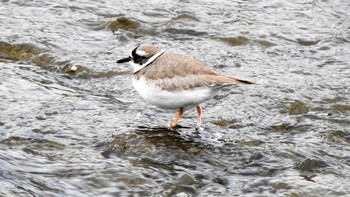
[1,0,350,196]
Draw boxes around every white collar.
[133,50,165,73]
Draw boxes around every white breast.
[132,77,220,109]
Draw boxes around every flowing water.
[1,0,350,196]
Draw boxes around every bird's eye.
[133,54,143,62]
[131,47,144,63]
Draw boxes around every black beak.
[116,57,131,63]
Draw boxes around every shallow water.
[1,0,350,196]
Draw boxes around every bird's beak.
[116,57,131,63]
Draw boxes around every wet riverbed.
[1,0,350,196]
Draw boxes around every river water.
[1,0,350,196]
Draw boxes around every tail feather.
[203,74,261,87]
[227,75,261,85]
[236,78,261,84]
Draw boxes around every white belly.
[132,77,220,109]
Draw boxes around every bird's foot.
[169,124,192,131]
[169,125,177,132]
[195,127,204,132]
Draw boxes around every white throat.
[132,50,165,73]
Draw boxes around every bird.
[116,44,258,130]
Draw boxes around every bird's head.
[117,45,163,73]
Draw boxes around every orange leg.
[196,105,202,129]
[170,107,184,128]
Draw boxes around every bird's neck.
[132,50,165,73]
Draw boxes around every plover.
[117,45,258,130]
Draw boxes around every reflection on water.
[1,0,350,196]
